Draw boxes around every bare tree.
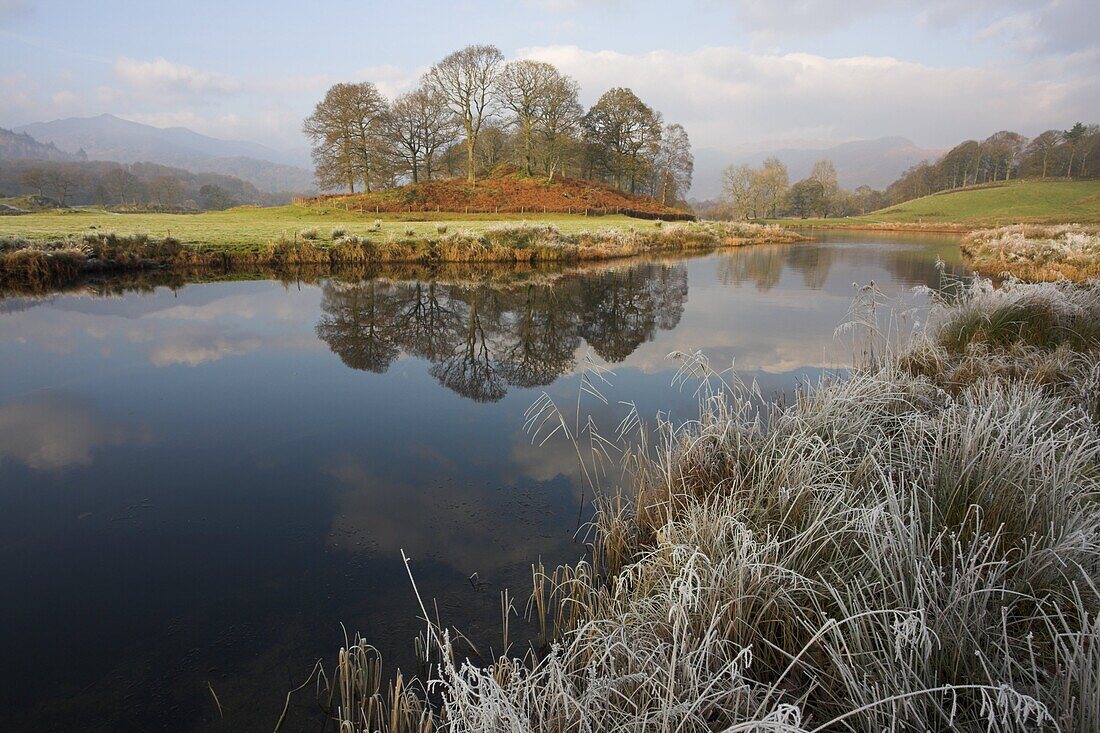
[150,175,184,208]
[496,60,561,176]
[303,82,389,194]
[809,159,839,217]
[756,157,789,218]
[387,87,459,183]
[655,123,693,205]
[42,166,82,206]
[18,167,47,196]
[583,87,663,193]
[722,164,757,219]
[102,168,141,205]
[425,44,504,183]
[538,72,582,180]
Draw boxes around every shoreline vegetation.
[0,220,802,290]
[961,224,1100,282]
[318,275,1100,732]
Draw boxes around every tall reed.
[323,276,1099,732]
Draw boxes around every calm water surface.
[0,232,966,730]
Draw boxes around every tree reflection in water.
[316,263,689,401]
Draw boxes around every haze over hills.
[7,115,946,203]
[13,114,316,194]
[0,128,84,163]
[692,137,943,199]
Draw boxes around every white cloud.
[518,45,1100,151]
[114,56,241,97]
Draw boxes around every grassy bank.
[0,220,802,290]
[0,206,668,248]
[961,224,1100,281]
[770,179,1100,230]
[325,277,1100,731]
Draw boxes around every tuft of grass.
[325,276,1100,732]
[299,227,320,240]
[331,227,348,239]
[961,224,1100,281]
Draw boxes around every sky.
[1,0,1098,161]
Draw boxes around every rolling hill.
[866,180,1100,226]
[13,115,316,194]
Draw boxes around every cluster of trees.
[303,45,694,205]
[887,123,1099,204]
[0,160,288,209]
[317,264,687,402]
[715,158,886,220]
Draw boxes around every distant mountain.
[13,114,316,194]
[188,156,316,195]
[0,127,84,162]
[692,137,943,198]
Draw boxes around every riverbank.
[961,224,1100,281]
[0,220,802,289]
[330,276,1100,731]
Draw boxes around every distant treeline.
[701,158,884,220]
[703,122,1099,220]
[0,159,294,210]
[303,45,694,207]
[886,123,1099,203]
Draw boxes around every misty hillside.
[693,137,942,198]
[14,114,316,194]
[0,128,84,163]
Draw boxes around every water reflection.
[316,263,688,401]
[0,392,149,470]
[0,234,970,731]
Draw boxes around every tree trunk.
[465,119,476,183]
[524,122,533,176]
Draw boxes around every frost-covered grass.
[327,277,1100,732]
[962,224,1100,281]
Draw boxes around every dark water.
[0,232,965,731]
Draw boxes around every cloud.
[148,335,263,367]
[727,0,1100,55]
[518,44,1100,150]
[0,393,148,471]
[114,56,241,97]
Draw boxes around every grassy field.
[0,204,656,250]
[772,179,1100,229]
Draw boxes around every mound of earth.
[301,169,694,220]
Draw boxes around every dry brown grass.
[961,224,1100,281]
[321,276,1100,733]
